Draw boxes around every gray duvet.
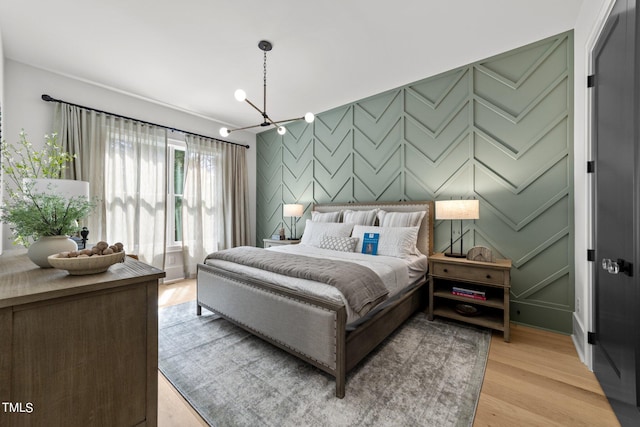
[205,246,388,316]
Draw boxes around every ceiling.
[0,0,583,134]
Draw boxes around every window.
[168,140,186,245]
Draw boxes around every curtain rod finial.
[41,94,54,102]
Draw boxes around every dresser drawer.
[432,262,504,285]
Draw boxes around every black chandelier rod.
[41,94,250,149]
[263,49,268,116]
[243,97,278,128]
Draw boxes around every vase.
[27,236,78,268]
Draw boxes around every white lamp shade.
[277,126,286,135]
[435,199,479,220]
[27,178,90,199]
[283,203,303,217]
[219,127,230,137]
[234,89,247,102]
[304,112,315,123]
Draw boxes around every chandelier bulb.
[234,89,247,102]
[219,127,230,137]
[277,126,286,135]
[304,112,315,123]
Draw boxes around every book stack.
[451,286,486,301]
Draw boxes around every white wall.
[572,0,616,367]
[0,25,4,255]
[1,60,257,256]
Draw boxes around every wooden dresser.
[0,251,165,427]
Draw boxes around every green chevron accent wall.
[256,31,574,333]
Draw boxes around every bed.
[196,201,434,398]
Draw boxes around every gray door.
[592,0,640,425]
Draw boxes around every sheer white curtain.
[54,104,167,269]
[54,103,249,274]
[182,135,250,276]
[105,120,167,269]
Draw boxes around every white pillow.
[377,210,426,227]
[318,236,359,252]
[300,220,354,247]
[352,225,420,258]
[342,209,378,226]
[311,210,341,222]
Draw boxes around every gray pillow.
[318,236,359,252]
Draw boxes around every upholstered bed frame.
[196,201,434,398]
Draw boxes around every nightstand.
[263,238,300,248]
[428,253,512,342]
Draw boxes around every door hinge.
[587,161,595,173]
[587,249,596,261]
[587,74,596,88]
[588,331,597,345]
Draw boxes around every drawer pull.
[486,274,491,279]
[443,268,448,273]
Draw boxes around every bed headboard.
[312,201,435,256]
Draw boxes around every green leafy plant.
[0,130,95,246]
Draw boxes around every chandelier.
[219,40,314,137]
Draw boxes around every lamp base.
[444,252,467,258]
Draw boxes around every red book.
[452,291,487,301]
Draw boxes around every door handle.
[601,258,633,276]
[602,258,619,274]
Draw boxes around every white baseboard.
[572,312,591,370]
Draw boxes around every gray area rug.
[159,301,490,427]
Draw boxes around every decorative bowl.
[48,251,126,275]
[454,303,481,317]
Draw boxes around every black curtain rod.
[41,94,250,149]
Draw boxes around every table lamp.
[435,199,479,257]
[283,204,303,240]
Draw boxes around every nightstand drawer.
[432,262,504,285]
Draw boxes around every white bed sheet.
[203,244,428,323]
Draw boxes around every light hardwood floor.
[157,280,619,427]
